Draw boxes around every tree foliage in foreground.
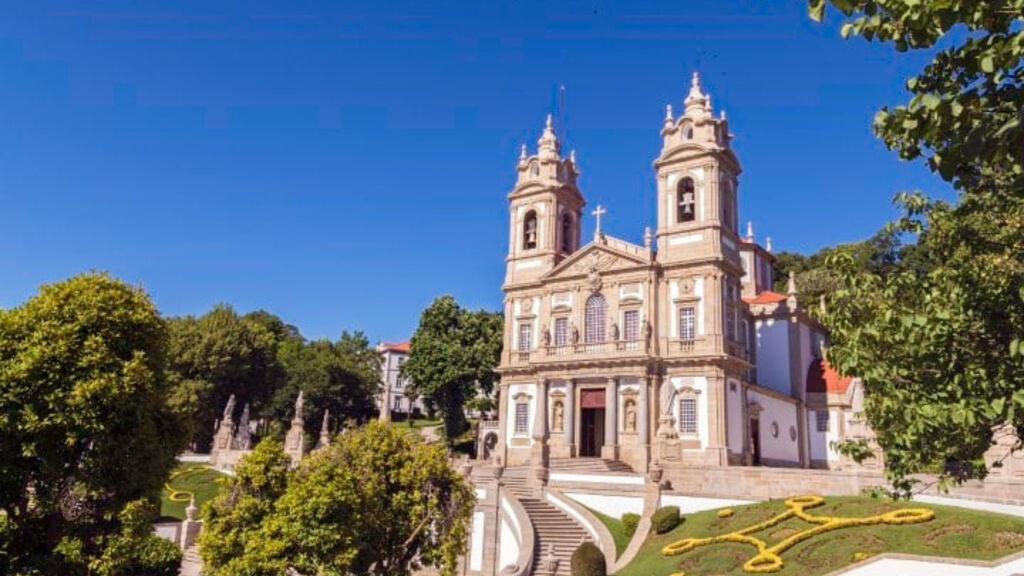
[809,0,1024,494]
[402,296,503,442]
[0,273,184,575]
[200,422,475,576]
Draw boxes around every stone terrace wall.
[662,465,885,500]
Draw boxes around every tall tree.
[268,331,380,440]
[809,0,1024,493]
[0,273,185,575]
[166,305,287,450]
[402,296,503,442]
[201,422,475,576]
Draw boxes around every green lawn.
[159,463,229,521]
[406,418,441,429]
[617,496,1024,576]
[587,507,632,558]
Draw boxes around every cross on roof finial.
[592,204,607,240]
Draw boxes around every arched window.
[561,214,572,252]
[523,211,538,250]
[681,121,694,140]
[529,161,540,177]
[584,293,607,343]
[677,177,696,223]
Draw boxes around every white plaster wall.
[798,323,812,398]
[565,493,644,518]
[505,383,537,445]
[726,380,743,454]
[755,319,790,395]
[671,376,709,448]
[659,495,756,514]
[748,391,800,464]
[470,511,485,571]
[499,517,519,571]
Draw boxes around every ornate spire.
[317,410,330,450]
[664,104,674,126]
[537,113,560,160]
[643,226,653,249]
[684,71,707,111]
[292,391,304,424]
[787,271,799,308]
[766,236,773,253]
[745,221,755,242]
[519,144,527,161]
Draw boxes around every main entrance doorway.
[750,418,762,465]
[579,389,606,458]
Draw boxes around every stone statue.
[643,320,653,347]
[316,409,331,450]
[611,322,620,341]
[294,391,305,421]
[570,321,580,344]
[552,401,564,432]
[625,400,637,433]
[542,328,551,347]
[659,379,676,416]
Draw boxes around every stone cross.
[592,204,607,239]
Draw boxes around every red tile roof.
[743,290,787,305]
[806,358,853,394]
[381,341,410,353]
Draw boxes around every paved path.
[419,424,442,443]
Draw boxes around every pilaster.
[530,379,550,491]
[602,377,619,460]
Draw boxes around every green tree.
[809,0,1024,192]
[402,296,503,443]
[0,273,184,575]
[808,0,1024,493]
[166,305,287,450]
[202,422,475,576]
[199,438,292,576]
[89,500,182,576]
[268,331,380,440]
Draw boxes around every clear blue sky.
[0,0,949,342]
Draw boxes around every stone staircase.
[549,457,636,474]
[501,467,593,576]
[179,546,202,576]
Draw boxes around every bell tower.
[653,72,742,265]
[504,115,584,286]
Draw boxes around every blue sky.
[0,0,949,342]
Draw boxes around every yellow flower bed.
[661,496,934,573]
[164,465,216,503]
[718,509,735,518]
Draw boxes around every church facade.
[491,73,866,479]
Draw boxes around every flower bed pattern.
[164,465,215,503]
[661,496,934,573]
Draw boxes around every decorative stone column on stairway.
[602,377,619,461]
[530,378,550,493]
[179,497,202,550]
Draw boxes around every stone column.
[602,377,618,460]
[496,383,509,467]
[530,379,550,490]
[705,374,728,466]
[564,379,576,457]
[638,376,651,472]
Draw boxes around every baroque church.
[490,73,869,479]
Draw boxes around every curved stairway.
[501,467,593,576]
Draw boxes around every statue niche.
[552,400,565,433]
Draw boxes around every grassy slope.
[587,507,632,558]
[617,496,1024,576]
[159,463,229,521]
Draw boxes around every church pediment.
[541,239,651,284]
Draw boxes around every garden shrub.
[652,505,681,534]
[621,512,640,537]
[570,541,606,576]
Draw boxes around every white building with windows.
[489,73,867,478]
[376,341,425,419]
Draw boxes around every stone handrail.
[545,488,618,570]
[499,488,535,576]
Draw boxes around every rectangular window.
[726,306,736,341]
[816,410,830,433]
[679,307,695,341]
[515,403,529,435]
[518,323,532,352]
[554,317,568,346]
[623,310,639,341]
[679,397,698,434]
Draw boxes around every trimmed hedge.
[652,505,681,534]
[622,512,641,537]
[570,541,606,576]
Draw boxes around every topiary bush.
[570,541,606,576]
[652,505,681,534]
[621,512,640,537]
